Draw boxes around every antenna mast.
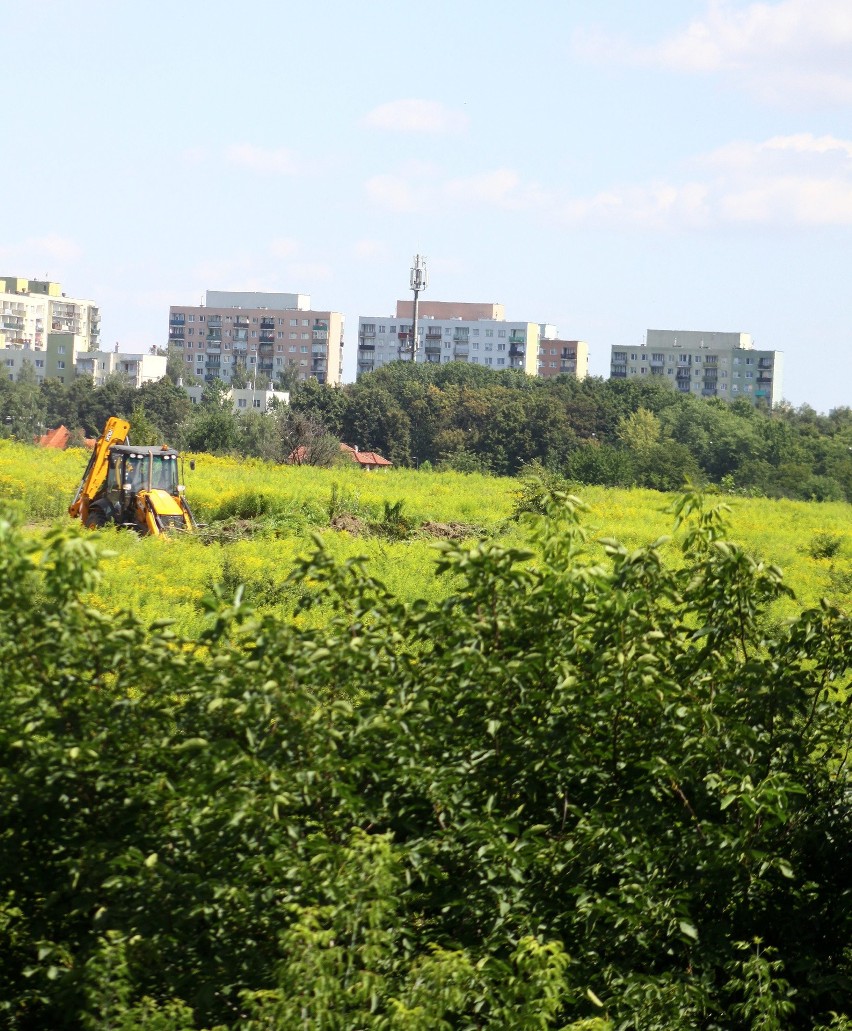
[406,254,428,362]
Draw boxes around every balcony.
[509,345,524,358]
[208,316,222,328]
[206,331,222,342]
[259,332,275,343]
[758,358,773,369]
[359,343,375,352]
[260,318,275,330]
[169,315,185,325]
[425,329,442,339]
[169,328,185,339]
[757,375,773,384]
[234,316,250,328]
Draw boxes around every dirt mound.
[331,513,365,535]
[421,521,480,540]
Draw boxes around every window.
[302,320,309,327]
[289,345,297,352]
[58,345,65,354]
[497,357,505,366]
[497,343,506,351]
[472,328,479,336]
[35,359,44,368]
[253,399,262,408]
[498,330,506,338]
[290,319,298,327]
[185,356,193,364]
[238,398,247,408]
[187,327,193,336]
[379,325,386,333]
[290,332,297,339]
[445,341,452,349]
[390,325,396,333]
[485,329,493,337]
[301,345,309,353]
[188,315,195,322]
[57,360,65,370]
[277,332,283,339]
[197,354,203,363]
[485,357,493,365]
[199,315,205,322]
[251,331,257,338]
[694,355,701,364]
[472,342,479,350]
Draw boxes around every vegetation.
[1,491,850,1028]
[2,361,852,502]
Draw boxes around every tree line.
[2,358,851,500]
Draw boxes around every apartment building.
[76,347,168,387]
[610,329,783,408]
[184,385,289,411]
[168,290,344,387]
[537,339,589,380]
[1,277,100,384]
[356,299,558,378]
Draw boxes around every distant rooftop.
[205,289,310,310]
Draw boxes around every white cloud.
[363,132,852,230]
[226,144,299,174]
[362,99,468,134]
[560,132,852,229]
[576,0,852,106]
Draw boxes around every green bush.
[1,496,850,1028]
[808,531,844,560]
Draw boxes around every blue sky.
[3,0,851,412]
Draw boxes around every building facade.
[356,300,562,378]
[168,291,343,387]
[537,339,589,379]
[610,329,783,407]
[76,347,168,387]
[1,277,100,384]
[184,385,289,412]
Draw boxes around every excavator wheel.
[85,508,108,530]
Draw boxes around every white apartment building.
[184,385,289,412]
[1,277,100,384]
[169,290,343,387]
[356,300,559,378]
[610,329,783,408]
[76,347,168,387]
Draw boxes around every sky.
[3,0,852,413]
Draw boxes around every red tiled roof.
[38,425,71,448]
[340,443,392,467]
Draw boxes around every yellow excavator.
[69,417,195,535]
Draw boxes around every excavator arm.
[68,417,130,523]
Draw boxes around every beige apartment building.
[610,329,783,408]
[357,299,568,379]
[168,290,344,387]
[1,277,100,384]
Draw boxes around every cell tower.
[404,254,428,362]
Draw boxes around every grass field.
[2,438,850,634]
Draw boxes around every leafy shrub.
[1,497,851,1028]
[808,531,844,560]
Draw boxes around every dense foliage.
[1,494,850,1029]
[2,360,851,500]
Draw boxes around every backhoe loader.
[69,417,195,535]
